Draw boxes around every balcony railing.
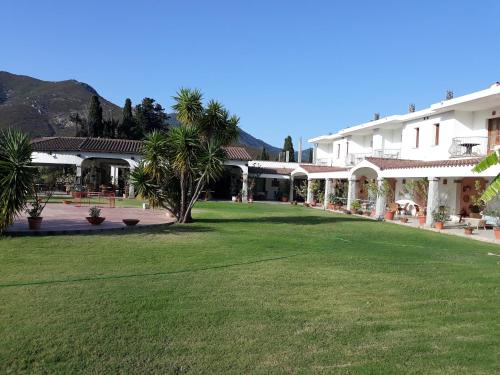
[449,137,488,158]
[345,149,401,166]
[316,158,333,166]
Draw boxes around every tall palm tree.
[472,151,500,201]
[172,88,204,127]
[0,129,35,233]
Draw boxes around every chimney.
[408,103,415,113]
[298,137,302,163]
[373,113,380,121]
[446,90,454,100]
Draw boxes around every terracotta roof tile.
[223,146,252,161]
[299,164,348,173]
[365,157,482,170]
[31,137,252,160]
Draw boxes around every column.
[128,166,135,199]
[75,164,82,187]
[306,178,313,203]
[375,177,386,218]
[242,173,248,203]
[346,177,357,210]
[289,176,294,201]
[426,177,439,226]
[324,178,332,209]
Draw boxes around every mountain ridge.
[0,71,281,153]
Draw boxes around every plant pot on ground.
[464,226,474,235]
[494,227,500,240]
[25,191,52,230]
[435,221,444,230]
[384,211,395,220]
[123,219,140,226]
[86,206,105,225]
[418,215,426,225]
[432,206,448,231]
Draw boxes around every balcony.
[316,158,333,166]
[448,137,488,158]
[345,149,401,166]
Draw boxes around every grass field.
[1,202,499,374]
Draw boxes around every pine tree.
[282,135,295,162]
[135,97,167,135]
[259,147,269,160]
[87,95,103,137]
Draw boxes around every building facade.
[298,83,500,224]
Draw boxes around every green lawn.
[1,202,499,374]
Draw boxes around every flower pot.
[86,217,105,225]
[384,211,395,220]
[494,228,500,240]
[418,215,426,225]
[400,217,408,223]
[435,221,444,230]
[312,199,317,206]
[327,203,334,210]
[122,219,140,226]
[281,196,289,202]
[63,200,72,205]
[464,227,474,235]
[27,217,43,230]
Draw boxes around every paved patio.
[7,204,175,236]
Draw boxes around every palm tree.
[0,129,35,233]
[472,152,500,201]
[131,88,240,223]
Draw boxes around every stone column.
[375,177,386,218]
[347,177,357,210]
[307,178,313,203]
[242,173,248,203]
[289,176,294,201]
[426,177,439,226]
[324,178,333,209]
[75,164,82,186]
[128,166,135,198]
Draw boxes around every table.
[459,142,480,156]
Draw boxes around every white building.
[294,83,500,225]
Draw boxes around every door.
[487,118,500,150]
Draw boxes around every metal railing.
[316,158,333,166]
[449,137,488,158]
[345,149,401,166]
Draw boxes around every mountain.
[0,71,122,137]
[0,71,281,153]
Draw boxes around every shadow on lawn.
[195,215,369,226]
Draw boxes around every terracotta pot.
[435,221,444,230]
[122,219,140,226]
[494,228,500,240]
[418,215,426,225]
[27,217,43,230]
[327,203,334,210]
[281,196,289,202]
[464,227,474,235]
[63,200,72,205]
[400,217,408,223]
[86,217,105,225]
[384,211,395,220]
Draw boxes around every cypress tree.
[282,135,295,162]
[87,95,103,137]
[259,147,269,160]
[118,98,140,139]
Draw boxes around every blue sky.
[3,0,500,148]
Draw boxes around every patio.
[6,204,175,236]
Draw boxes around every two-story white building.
[292,83,500,225]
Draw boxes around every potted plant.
[281,194,289,203]
[401,178,429,224]
[86,206,105,225]
[464,223,474,235]
[351,199,362,214]
[326,193,335,210]
[432,206,448,230]
[25,191,52,230]
[385,208,396,220]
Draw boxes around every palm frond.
[472,150,500,173]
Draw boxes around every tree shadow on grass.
[195,215,369,226]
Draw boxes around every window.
[337,144,341,159]
[415,128,420,148]
[434,124,440,145]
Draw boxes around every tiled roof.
[248,166,294,175]
[299,164,348,173]
[365,157,482,170]
[32,137,143,154]
[31,137,252,160]
[224,146,252,161]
